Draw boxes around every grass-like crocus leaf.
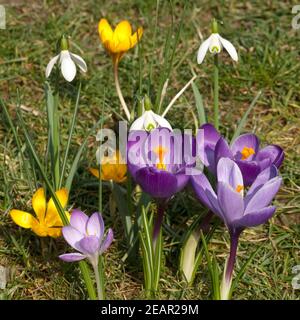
[59,82,82,189]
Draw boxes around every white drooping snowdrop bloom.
[129,96,172,131]
[130,110,172,131]
[46,35,87,82]
[197,20,238,64]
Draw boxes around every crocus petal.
[200,123,221,147]
[78,235,100,255]
[218,182,244,224]
[214,138,233,169]
[205,188,223,219]
[245,165,278,203]
[231,133,259,161]
[256,145,284,169]
[235,160,261,186]
[45,54,60,78]
[98,18,114,51]
[32,188,46,222]
[217,157,244,191]
[60,50,77,82]
[130,27,143,48]
[190,170,216,211]
[235,206,276,228]
[135,167,178,199]
[127,130,148,178]
[45,188,68,227]
[175,173,190,193]
[99,228,114,254]
[198,123,221,170]
[10,210,37,229]
[218,35,238,61]
[70,53,87,72]
[86,213,104,240]
[70,209,89,234]
[62,226,83,251]
[197,36,211,64]
[244,176,282,214]
[114,20,132,52]
[47,227,62,238]
[152,112,172,130]
[59,253,85,262]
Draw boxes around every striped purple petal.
[99,228,114,254]
[59,253,85,262]
[234,206,276,228]
[70,209,88,234]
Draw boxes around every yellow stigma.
[154,146,167,171]
[241,147,255,160]
[236,185,244,193]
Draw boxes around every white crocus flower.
[129,110,172,131]
[45,36,87,82]
[197,30,238,64]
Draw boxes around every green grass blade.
[231,90,263,143]
[192,81,206,126]
[229,245,262,299]
[111,182,133,247]
[1,98,34,192]
[65,115,108,192]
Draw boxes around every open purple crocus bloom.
[59,209,113,267]
[128,128,195,240]
[200,123,284,185]
[128,128,194,199]
[191,157,282,299]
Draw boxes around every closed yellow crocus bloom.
[90,150,127,183]
[98,18,143,64]
[10,188,69,238]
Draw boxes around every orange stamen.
[236,185,244,193]
[241,147,255,160]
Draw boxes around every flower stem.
[213,54,219,130]
[113,61,131,121]
[92,261,104,300]
[220,230,241,300]
[153,202,165,247]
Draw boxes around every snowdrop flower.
[46,35,87,82]
[129,96,172,131]
[197,19,238,64]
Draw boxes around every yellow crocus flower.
[10,188,69,238]
[90,150,127,183]
[98,18,143,64]
[98,19,143,121]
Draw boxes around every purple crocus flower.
[127,128,195,241]
[59,209,113,267]
[200,123,284,185]
[191,157,282,299]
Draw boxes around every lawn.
[0,0,299,300]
